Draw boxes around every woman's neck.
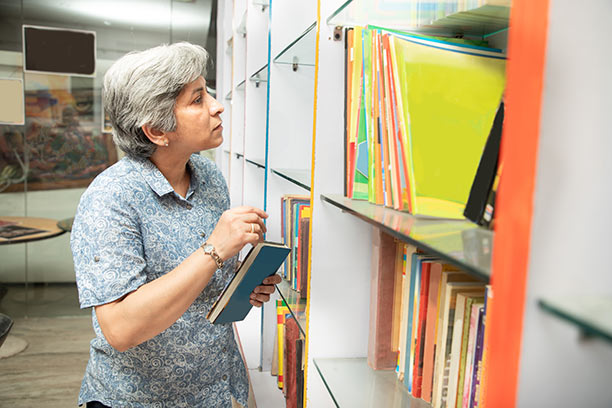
[149,150,191,198]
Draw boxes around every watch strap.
[202,242,224,269]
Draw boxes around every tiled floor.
[0,283,286,407]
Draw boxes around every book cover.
[432,281,485,407]
[431,272,479,403]
[412,261,432,398]
[345,28,354,197]
[367,230,399,370]
[0,224,47,240]
[462,302,484,408]
[276,300,289,389]
[469,306,486,408]
[207,241,291,324]
[390,32,506,219]
[297,216,310,298]
[448,292,485,408]
[464,101,504,225]
[296,337,305,408]
[420,262,443,402]
[403,253,436,391]
[396,244,417,380]
[284,315,300,406]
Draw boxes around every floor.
[0,283,286,407]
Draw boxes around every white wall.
[518,1,612,406]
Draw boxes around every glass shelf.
[314,358,432,408]
[271,168,311,191]
[539,296,612,344]
[245,156,265,169]
[237,11,247,37]
[276,280,307,336]
[273,22,317,69]
[321,194,492,282]
[327,0,510,38]
[249,65,268,87]
[236,79,246,91]
[252,0,269,11]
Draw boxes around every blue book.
[207,241,291,324]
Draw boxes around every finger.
[250,292,270,304]
[263,274,282,285]
[250,299,263,308]
[253,284,276,295]
[240,214,267,234]
[231,206,269,219]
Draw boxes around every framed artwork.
[0,74,117,193]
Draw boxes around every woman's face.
[169,75,224,153]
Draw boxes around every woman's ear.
[141,124,169,147]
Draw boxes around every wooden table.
[0,216,66,245]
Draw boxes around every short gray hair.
[103,42,209,158]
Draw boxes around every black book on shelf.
[464,101,505,226]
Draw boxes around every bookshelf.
[321,194,492,282]
[217,0,612,406]
[538,296,612,344]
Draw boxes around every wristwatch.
[201,242,224,269]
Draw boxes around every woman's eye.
[194,96,202,104]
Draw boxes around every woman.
[71,42,280,408]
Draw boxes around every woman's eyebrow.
[191,86,204,95]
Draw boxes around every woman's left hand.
[249,274,282,307]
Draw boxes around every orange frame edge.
[482,0,550,407]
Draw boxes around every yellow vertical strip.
[303,0,321,406]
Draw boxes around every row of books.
[370,230,491,408]
[280,195,310,297]
[344,26,505,219]
[272,299,305,408]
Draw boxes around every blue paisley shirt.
[71,154,249,408]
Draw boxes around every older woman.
[71,42,279,408]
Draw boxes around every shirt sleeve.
[71,179,147,309]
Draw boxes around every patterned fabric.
[71,154,249,408]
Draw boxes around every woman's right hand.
[206,206,268,262]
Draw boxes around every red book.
[284,315,300,407]
[412,261,431,398]
[421,262,443,402]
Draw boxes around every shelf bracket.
[292,56,299,72]
[333,26,342,41]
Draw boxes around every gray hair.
[103,42,209,158]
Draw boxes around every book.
[276,300,289,389]
[284,315,299,406]
[464,101,504,226]
[0,224,47,240]
[297,216,310,298]
[448,292,486,408]
[296,337,305,408]
[432,281,485,408]
[469,306,486,408]
[420,262,443,402]
[412,260,432,397]
[462,302,484,408]
[368,230,399,370]
[206,241,291,324]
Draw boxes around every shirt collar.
[129,154,203,198]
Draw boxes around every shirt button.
[200,232,206,238]
[222,374,228,381]
[222,347,227,352]
[94,256,100,262]
[186,204,192,209]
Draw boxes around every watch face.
[203,244,214,254]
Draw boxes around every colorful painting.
[0,73,117,193]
